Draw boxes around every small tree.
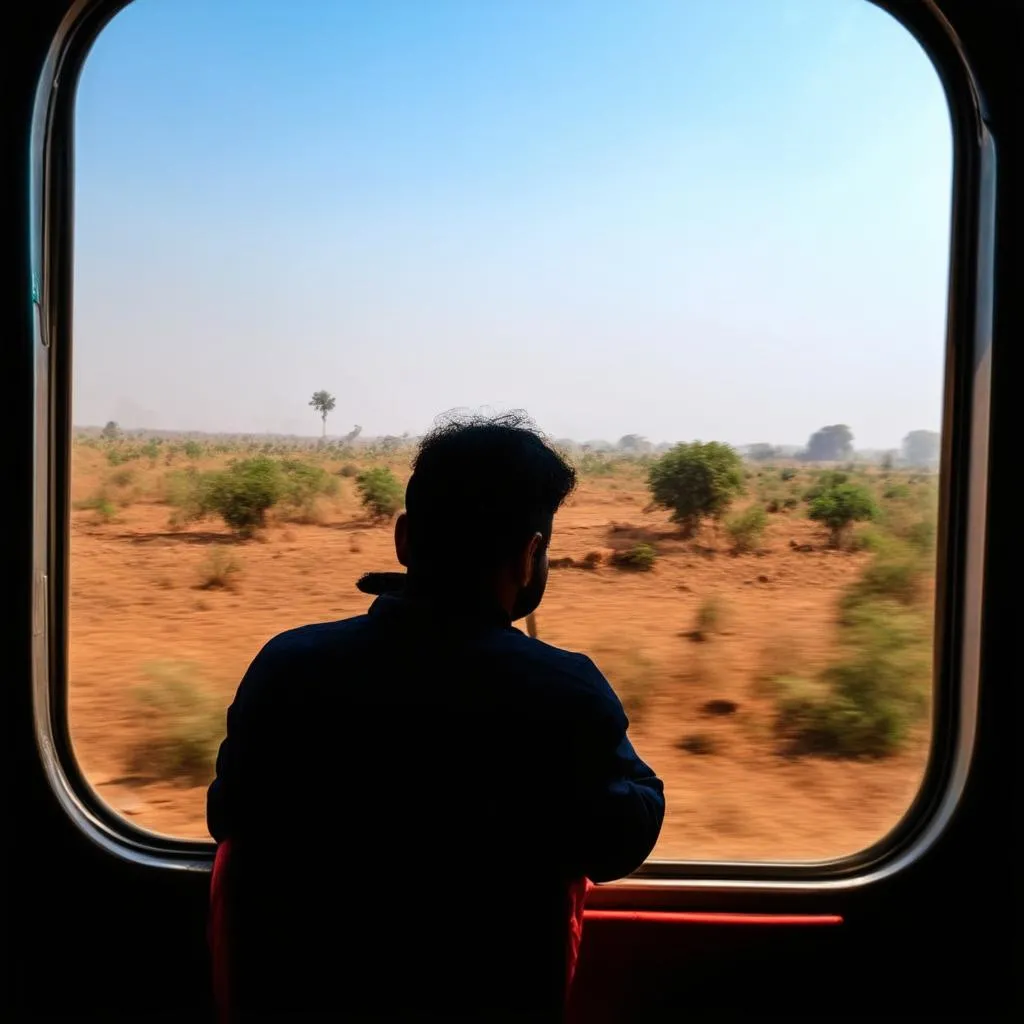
[901,429,940,468]
[647,441,744,537]
[617,434,652,454]
[610,543,657,571]
[808,483,878,548]
[725,504,767,553]
[189,457,284,536]
[356,467,403,521]
[309,391,336,439]
[102,420,120,441]
[801,424,854,463]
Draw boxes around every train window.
[68,0,954,865]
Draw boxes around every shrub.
[74,489,117,522]
[647,441,745,536]
[109,467,136,488]
[199,457,284,536]
[578,452,622,476]
[840,539,926,611]
[279,459,338,521]
[197,546,241,590]
[905,518,936,555]
[883,483,911,501]
[128,661,223,784]
[105,467,141,508]
[775,618,928,758]
[779,468,797,482]
[338,462,360,478]
[725,505,767,552]
[580,550,603,570]
[802,470,849,503]
[162,467,205,527]
[356,467,404,521]
[691,597,721,640]
[182,440,203,459]
[774,552,931,757]
[106,446,139,467]
[765,498,780,514]
[850,526,885,552]
[807,483,878,547]
[610,543,657,571]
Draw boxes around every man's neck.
[404,574,512,622]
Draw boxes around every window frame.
[30,0,995,891]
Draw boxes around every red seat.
[209,840,592,1023]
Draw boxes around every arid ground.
[69,443,931,863]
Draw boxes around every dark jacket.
[207,592,664,1021]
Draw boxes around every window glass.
[71,0,950,861]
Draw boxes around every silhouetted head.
[393,412,577,621]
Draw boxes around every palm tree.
[309,391,336,439]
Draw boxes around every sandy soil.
[68,449,929,862]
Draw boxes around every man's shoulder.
[491,629,624,716]
[257,614,373,662]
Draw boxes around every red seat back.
[209,840,591,1022]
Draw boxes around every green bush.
[774,543,931,757]
[883,483,911,501]
[578,452,623,477]
[779,468,797,482]
[106,446,139,467]
[356,467,404,521]
[129,661,223,784]
[610,543,657,571]
[182,440,203,459]
[807,483,878,547]
[162,468,204,526]
[840,538,926,612]
[205,457,284,535]
[802,470,849,503]
[725,505,767,552]
[170,457,283,536]
[74,489,117,522]
[279,459,338,521]
[647,441,744,536]
[775,606,928,757]
[905,518,936,555]
[338,462,360,478]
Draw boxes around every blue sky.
[74,0,951,449]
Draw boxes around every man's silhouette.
[207,412,665,1022]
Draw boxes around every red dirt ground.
[68,452,929,863]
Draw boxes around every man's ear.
[394,513,410,567]
[517,532,544,586]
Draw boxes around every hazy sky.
[74,0,951,449]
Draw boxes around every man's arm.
[569,661,666,883]
[207,639,290,842]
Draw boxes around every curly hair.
[403,410,577,577]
